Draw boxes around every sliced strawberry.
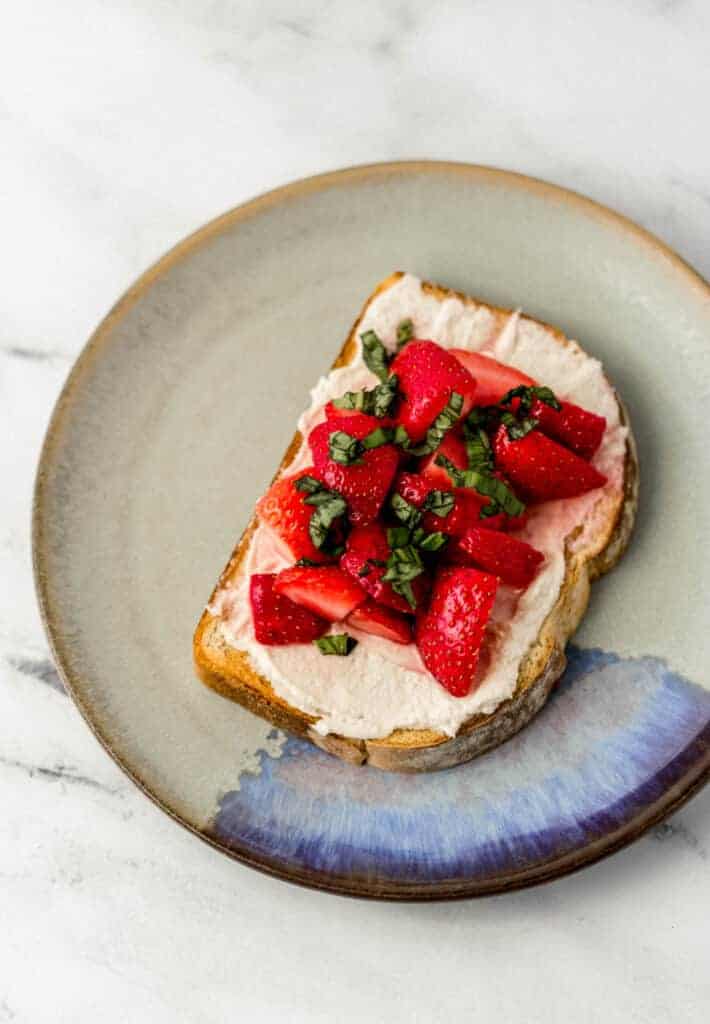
[529,399,606,460]
[395,472,504,537]
[324,401,395,429]
[274,565,366,621]
[419,428,468,488]
[390,340,476,442]
[347,599,412,645]
[339,522,428,614]
[250,574,329,645]
[308,419,399,526]
[255,467,333,563]
[456,527,544,588]
[415,567,498,697]
[450,349,533,406]
[492,425,607,502]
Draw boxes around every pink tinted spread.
[210,275,627,740]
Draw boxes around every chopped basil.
[357,557,386,577]
[295,475,324,495]
[328,430,364,465]
[362,426,393,450]
[332,375,399,418]
[390,492,423,530]
[387,525,411,549]
[501,410,538,440]
[462,421,494,472]
[314,634,358,656]
[382,544,424,609]
[422,489,455,518]
[415,530,448,553]
[435,454,525,519]
[396,318,414,350]
[409,391,464,456]
[500,384,561,415]
[393,424,411,448]
[299,482,348,551]
[360,329,390,382]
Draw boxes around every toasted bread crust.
[193,274,638,771]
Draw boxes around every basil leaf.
[435,454,525,518]
[382,544,424,609]
[409,391,464,457]
[390,492,422,529]
[396,318,414,350]
[500,384,561,414]
[360,329,390,382]
[295,474,324,494]
[501,410,538,440]
[416,530,448,552]
[422,489,455,518]
[305,491,347,549]
[294,557,320,567]
[463,422,494,472]
[393,424,411,448]
[332,375,399,418]
[362,426,393,450]
[314,634,358,656]
[387,525,411,549]
[328,430,364,465]
[358,557,386,577]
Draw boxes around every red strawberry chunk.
[493,425,607,502]
[416,567,498,697]
[395,472,503,537]
[340,522,429,613]
[347,599,412,645]
[274,566,366,622]
[456,527,544,588]
[324,402,395,428]
[256,467,333,563]
[390,340,476,442]
[419,428,468,488]
[250,574,329,645]
[308,420,399,525]
[450,349,533,406]
[529,399,606,460]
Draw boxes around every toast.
[194,273,638,771]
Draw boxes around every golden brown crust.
[193,273,638,772]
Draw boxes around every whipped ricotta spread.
[211,274,627,739]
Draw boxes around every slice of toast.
[194,273,638,771]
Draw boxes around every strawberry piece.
[339,522,428,614]
[419,428,468,488]
[493,425,607,502]
[308,419,399,525]
[256,467,333,563]
[450,349,533,406]
[347,599,412,645]
[415,567,498,697]
[250,574,329,645]
[529,399,606,460]
[451,350,606,458]
[324,402,395,428]
[274,565,366,621]
[456,527,544,588]
[390,340,476,442]
[395,472,505,537]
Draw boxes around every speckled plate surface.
[34,162,710,899]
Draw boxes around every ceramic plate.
[34,162,710,899]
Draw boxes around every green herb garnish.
[500,410,538,440]
[409,391,464,456]
[390,492,423,530]
[387,525,411,549]
[295,474,325,494]
[332,375,399,418]
[314,634,358,656]
[362,426,394,450]
[435,454,525,519]
[296,478,348,551]
[413,529,448,553]
[382,544,424,609]
[360,329,390,382]
[396,318,414,350]
[500,384,561,415]
[422,489,455,518]
[328,430,364,466]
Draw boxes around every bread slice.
[194,274,638,771]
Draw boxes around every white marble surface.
[1,1,709,1020]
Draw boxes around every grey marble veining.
[1,1,709,1022]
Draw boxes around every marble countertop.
[2,2,709,1021]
